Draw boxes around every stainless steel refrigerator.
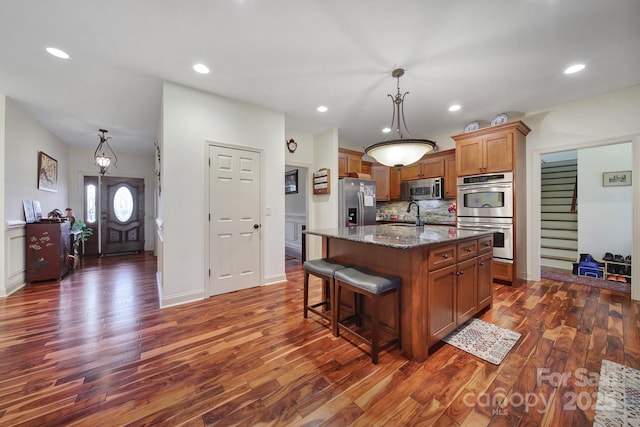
[338,177,377,226]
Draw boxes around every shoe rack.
[603,260,632,284]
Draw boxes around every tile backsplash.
[377,199,457,224]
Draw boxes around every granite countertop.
[304,224,494,249]
[376,219,457,227]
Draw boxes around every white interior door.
[209,145,261,296]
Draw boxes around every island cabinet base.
[323,234,493,362]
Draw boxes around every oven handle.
[458,224,512,230]
[458,183,512,191]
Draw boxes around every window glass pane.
[86,184,96,223]
[113,186,134,222]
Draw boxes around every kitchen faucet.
[406,201,423,226]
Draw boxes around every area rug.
[594,359,640,426]
[541,267,630,293]
[441,318,521,365]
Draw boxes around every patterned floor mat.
[594,359,640,426]
[441,318,521,365]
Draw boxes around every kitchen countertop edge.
[304,224,494,250]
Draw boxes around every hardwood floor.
[1,253,638,426]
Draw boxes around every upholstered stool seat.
[303,258,348,333]
[334,267,401,364]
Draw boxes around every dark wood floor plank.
[0,253,638,426]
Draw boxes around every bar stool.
[303,258,348,333]
[334,267,401,364]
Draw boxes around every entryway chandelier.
[94,129,117,175]
[364,68,436,169]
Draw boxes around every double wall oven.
[457,172,514,262]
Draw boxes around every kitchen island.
[305,224,495,362]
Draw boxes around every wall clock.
[286,138,298,153]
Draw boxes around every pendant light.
[94,129,117,175]
[364,68,436,169]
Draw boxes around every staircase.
[540,159,578,271]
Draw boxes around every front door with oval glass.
[100,177,144,254]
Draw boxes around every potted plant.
[71,219,93,258]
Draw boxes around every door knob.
[253,224,261,229]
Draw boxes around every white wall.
[286,130,315,166]
[67,147,156,252]
[308,129,339,261]
[284,130,317,263]
[578,143,632,257]
[2,98,70,296]
[0,95,6,296]
[161,82,286,307]
[5,98,69,222]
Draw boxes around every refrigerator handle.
[357,191,364,225]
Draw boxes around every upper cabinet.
[421,156,446,179]
[396,149,456,199]
[399,149,452,181]
[452,121,531,177]
[338,152,347,177]
[338,148,370,178]
[372,165,390,201]
[400,163,421,181]
[400,157,444,180]
[443,153,457,199]
[390,167,402,200]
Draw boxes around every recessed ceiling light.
[448,104,461,112]
[564,64,585,74]
[316,105,328,113]
[382,127,391,133]
[193,63,210,74]
[46,47,70,59]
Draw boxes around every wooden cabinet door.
[346,154,361,175]
[372,165,390,201]
[456,258,478,325]
[361,161,372,176]
[338,152,347,177]
[26,222,70,282]
[483,132,513,173]
[389,167,402,200]
[421,157,445,179]
[456,138,484,176]
[444,156,457,199]
[493,259,513,282]
[400,163,421,180]
[477,252,493,310]
[428,265,457,346]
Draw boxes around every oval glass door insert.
[113,186,134,222]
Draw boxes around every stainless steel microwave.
[401,178,444,200]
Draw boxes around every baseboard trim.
[161,290,204,308]
[0,280,26,297]
[263,274,287,287]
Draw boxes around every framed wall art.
[37,151,58,192]
[603,170,631,187]
[285,169,298,194]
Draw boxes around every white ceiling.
[1,0,639,154]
